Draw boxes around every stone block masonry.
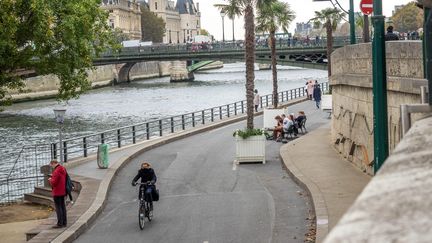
[9,61,172,102]
[324,115,432,242]
[330,41,428,175]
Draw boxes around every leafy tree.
[310,8,346,78]
[392,2,423,33]
[0,0,116,106]
[141,6,165,43]
[214,1,242,42]
[199,29,210,36]
[256,1,295,108]
[113,28,130,44]
[215,0,275,129]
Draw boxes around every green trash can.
[97,144,109,169]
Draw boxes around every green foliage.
[392,2,423,33]
[0,0,117,106]
[141,6,165,43]
[256,1,295,34]
[310,8,346,32]
[214,1,242,20]
[200,29,211,36]
[113,28,130,44]
[233,128,266,139]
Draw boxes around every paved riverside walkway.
[280,124,371,242]
[72,100,330,243]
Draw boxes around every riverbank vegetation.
[0,0,117,107]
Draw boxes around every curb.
[53,98,308,242]
[279,127,329,243]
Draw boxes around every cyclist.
[131,162,157,205]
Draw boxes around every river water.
[0,63,327,176]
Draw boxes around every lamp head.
[53,108,66,124]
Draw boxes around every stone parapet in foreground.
[330,41,427,175]
[324,115,432,243]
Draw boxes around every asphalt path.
[76,101,329,243]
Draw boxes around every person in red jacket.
[48,160,67,228]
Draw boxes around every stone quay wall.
[10,61,173,102]
[330,41,428,175]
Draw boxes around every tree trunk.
[270,30,278,108]
[232,19,235,42]
[244,4,255,129]
[326,21,333,78]
[363,15,370,43]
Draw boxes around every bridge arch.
[117,62,136,83]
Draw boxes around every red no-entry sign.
[360,0,373,15]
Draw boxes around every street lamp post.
[372,0,389,173]
[220,10,226,42]
[169,30,172,44]
[349,0,356,44]
[183,29,186,43]
[177,31,180,44]
[53,108,66,164]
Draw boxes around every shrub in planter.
[233,128,266,164]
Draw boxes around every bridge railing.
[0,83,329,204]
[101,36,362,57]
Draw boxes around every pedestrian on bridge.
[48,160,67,228]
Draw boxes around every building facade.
[101,0,142,40]
[148,0,201,43]
[295,22,312,37]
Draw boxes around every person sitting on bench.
[273,115,284,141]
[289,113,299,136]
[295,111,307,133]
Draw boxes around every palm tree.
[256,1,295,108]
[214,1,242,42]
[215,0,275,129]
[310,8,345,78]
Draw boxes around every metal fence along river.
[0,83,329,203]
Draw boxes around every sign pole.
[371,0,389,173]
[349,0,356,44]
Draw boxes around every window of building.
[155,2,157,10]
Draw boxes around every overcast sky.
[198,0,414,40]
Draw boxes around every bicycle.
[134,182,154,230]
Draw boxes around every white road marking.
[232,160,237,171]
[204,241,209,243]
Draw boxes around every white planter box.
[235,135,266,164]
[263,108,288,129]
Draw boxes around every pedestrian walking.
[313,83,322,109]
[254,89,260,112]
[48,160,67,228]
[307,80,314,100]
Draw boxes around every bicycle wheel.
[146,202,153,222]
[139,203,145,230]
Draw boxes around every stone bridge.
[95,43,338,82]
